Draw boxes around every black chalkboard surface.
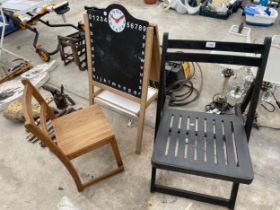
[86,4,149,98]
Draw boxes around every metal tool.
[42,84,75,110]
[25,86,77,147]
[206,68,235,114]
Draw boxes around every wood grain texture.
[84,14,94,105]
[53,105,114,159]
[22,78,124,191]
[0,61,32,84]
[135,26,154,154]
[150,25,160,82]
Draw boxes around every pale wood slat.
[53,104,114,159]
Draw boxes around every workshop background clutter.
[0,0,279,210]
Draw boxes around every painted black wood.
[151,33,271,209]
[155,33,168,133]
[245,38,271,138]
[166,53,262,67]
[167,39,265,53]
[153,108,253,183]
[86,4,148,98]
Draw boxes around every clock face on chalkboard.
[108,9,126,33]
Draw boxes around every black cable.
[170,85,193,99]
[166,62,202,106]
[260,102,275,112]
[271,92,280,109]
[256,125,280,130]
[167,79,200,106]
[195,62,203,93]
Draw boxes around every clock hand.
[111,15,118,23]
[111,15,124,23]
[115,15,124,23]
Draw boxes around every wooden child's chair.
[22,78,124,191]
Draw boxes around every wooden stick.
[84,14,95,105]
[0,61,32,84]
[150,25,161,82]
[135,26,154,154]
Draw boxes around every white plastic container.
[167,0,200,14]
[264,35,280,84]
[244,5,278,26]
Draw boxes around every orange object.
[144,0,157,4]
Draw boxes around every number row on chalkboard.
[126,22,146,32]
[92,68,144,85]
[89,14,147,32]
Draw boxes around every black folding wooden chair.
[151,33,271,209]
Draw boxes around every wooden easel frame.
[84,14,160,154]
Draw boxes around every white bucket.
[169,0,200,14]
[264,35,280,84]
[184,0,201,14]
[171,0,188,14]
[245,6,278,26]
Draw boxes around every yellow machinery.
[2,1,82,61]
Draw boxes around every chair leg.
[68,170,84,192]
[228,183,239,210]
[62,160,85,192]
[80,166,124,191]
[111,137,124,167]
[151,168,241,209]
[54,153,84,191]
[62,138,124,192]
[150,166,157,192]
[77,137,124,191]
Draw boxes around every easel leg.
[135,106,146,154]
[89,85,94,105]
[135,26,154,154]
[84,14,94,106]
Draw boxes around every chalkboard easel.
[84,4,160,154]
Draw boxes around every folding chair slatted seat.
[151,33,271,209]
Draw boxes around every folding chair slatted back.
[156,33,271,139]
